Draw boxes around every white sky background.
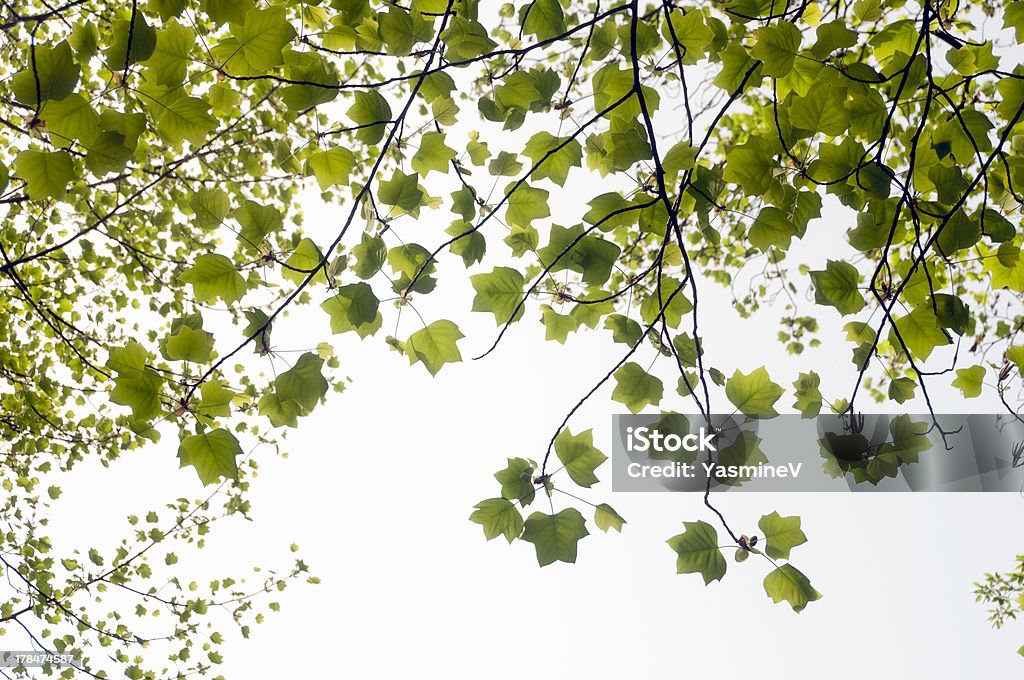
[25,3,1024,678]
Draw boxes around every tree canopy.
[2,0,1024,674]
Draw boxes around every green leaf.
[192,188,230,228]
[351,233,386,279]
[165,326,215,363]
[105,13,157,66]
[757,511,807,560]
[378,8,420,56]
[792,372,822,417]
[713,43,760,92]
[1007,345,1024,372]
[554,428,607,488]
[725,367,784,417]
[887,376,916,404]
[308,147,355,189]
[107,340,149,374]
[723,137,775,195]
[198,380,234,418]
[537,224,620,285]
[667,521,727,585]
[274,352,328,413]
[791,84,849,136]
[749,207,799,252]
[84,131,132,175]
[235,200,283,249]
[522,131,582,186]
[639,280,693,328]
[937,211,981,256]
[13,150,75,201]
[177,429,242,485]
[952,365,985,398]
[889,306,952,360]
[541,304,579,343]
[521,508,589,567]
[11,41,79,105]
[750,20,801,77]
[611,362,663,414]
[470,267,525,325]
[810,260,865,316]
[411,131,457,176]
[258,392,303,428]
[387,243,436,294]
[763,564,821,613]
[148,20,196,86]
[664,9,713,63]
[212,7,296,75]
[811,20,858,59]
[443,17,498,61]
[470,499,524,543]
[321,283,382,339]
[347,90,392,144]
[448,222,486,266]
[505,184,550,228]
[1005,2,1024,41]
[406,320,463,376]
[110,368,163,421]
[180,254,247,304]
[495,458,536,505]
[594,504,625,533]
[605,314,643,346]
[489,151,524,177]
[151,96,217,146]
[521,0,566,41]
[662,140,698,177]
[933,293,970,336]
[810,137,863,182]
[282,238,326,285]
[40,93,99,144]
[379,170,424,212]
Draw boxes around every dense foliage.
[2,0,1024,674]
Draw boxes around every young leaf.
[177,429,242,485]
[810,260,865,316]
[763,564,822,613]
[165,326,215,363]
[11,41,79,105]
[179,254,247,304]
[411,131,457,176]
[725,367,784,417]
[406,320,464,376]
[470,499,524,543]
[952,365,985,398]
[273,352,328,413]
[757,511,808,560]
[554,428,607,488]
[792,372,823,418]
[611,362,664,414]
[14,150,75,201]
[494,458,536,506]
[594,504,625,533]
[667,521,727,585]
[321,283,382,338]
[750,20,802,77]
[470,267,526,325]
[521,508,589,567]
